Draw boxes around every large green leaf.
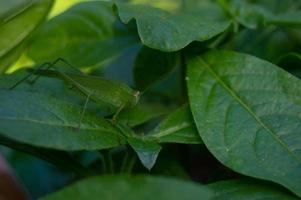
[115,2,231,51]
[41,175,212,200]
[148,105,202,144]
[209,179,298,200]
[26,1,138,69]
[0,0,53,72]
[187,51,301,197]
[0,90,125,150]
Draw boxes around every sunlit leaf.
[0,0,53,72]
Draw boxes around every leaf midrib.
[0,116,117,134]
[151,122,191,138]
[199,57,301,164]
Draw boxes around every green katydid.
[10,58,140,128]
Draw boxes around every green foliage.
[209,179,299,200]
[0,0,53,72]
[0,0,300,199]
[41,175,212,200]
[187,50,301,196]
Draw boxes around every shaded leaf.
[134,47,180,90]
[209,179,298,200]
[220,0,301,29]
[219,0,271,29]
[148,104,202,144]
[277,52,301,72]
[0,135,94,177]
[41,175,212,200]
[0,0,53,72]
[267,11,301,28]
[128,137,161,170]
[0,90,125,150]
[187,51,301,197]
[115,2,231,51]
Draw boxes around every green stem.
[125,154,137,174]
[100,150,114,174]
[120,151,129,173]
[179,51,187,104]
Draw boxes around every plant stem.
[100,150,114,174]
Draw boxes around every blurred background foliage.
[0,0,300,199]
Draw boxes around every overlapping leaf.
[118,103,169,127]
[115,2,231,51]
[0,90,125,150]
[148,104,202,144]
[187,51,301,197]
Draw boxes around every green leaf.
[0,70,83,104]
[128,137,161,170]
[115,2,231,51]
[134,47,180,90]
[209,179,298,200]
[148,104,202,144]
[0,90,125,150]
[0,0,28,19]
[0,0,53,72]
[278,52,301,70]
[218,0,271,29]
[26,1,138,69]
[128,0,182,12]
[187,50,301,197]
[41,175,212,200]
[267,11,301,28]
[220,0,301,29]
[34,69,140,108]
[118,103,169,127]
[0,135,95,177]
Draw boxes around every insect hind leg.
[77,93,91,130]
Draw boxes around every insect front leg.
[111,104,126,124]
